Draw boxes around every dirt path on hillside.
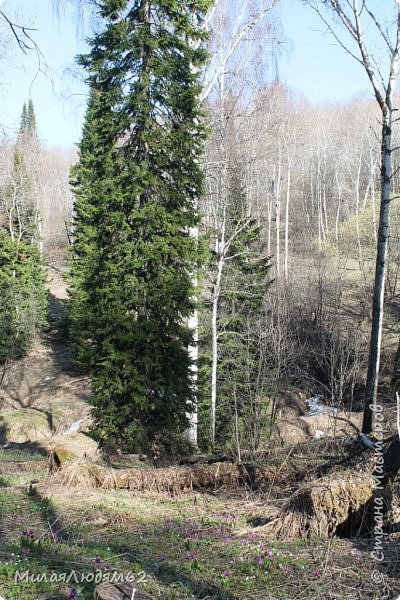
[0,257,92,443]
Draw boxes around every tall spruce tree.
[27,99,37,137]
[18,103,28,137]
[69,0,211,454]
[0,101,47,363]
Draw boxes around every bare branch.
[307,3,365,66]
[331,415,376,449]
[363,4,394,53]
[201,0,278,101]
[351,0,386,110]
[0,9,38,54]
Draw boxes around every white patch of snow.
[314,430,325,439]
[305,395,337,415]
[62,419,83,436]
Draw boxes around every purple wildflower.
[23,529,35,540]
[311,569,319,578]
[223,535,232,544]
[185,530,196,539]
[186,549,200,561]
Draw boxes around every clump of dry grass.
[262,471,376,539]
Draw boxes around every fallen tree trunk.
[179,453,231,465]
[261,430,400,539]
[49,460,256,492]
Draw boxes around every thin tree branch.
[332,415,376,449]
[363,4,394,53]
[0,9,38,54]
[201,1,278,101]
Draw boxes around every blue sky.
[0,0,89,148]
[0,0,385,148]
[279,0,372,102]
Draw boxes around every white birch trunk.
[210,248,224,448]
[355,155,363,268]
[274,156,282,279]
[363,107,395,431]
[284,153,292,281]
[334,172,342,244]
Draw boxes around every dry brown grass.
[262,471,376,539]
[49,459,247,493]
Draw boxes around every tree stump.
[94,581,154,600]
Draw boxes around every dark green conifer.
[199,167,272,450]
[0,234,47,362]
[27,99,37,136]
[0,101,47,363]
[18,103,28,137]
[69,0,211,453]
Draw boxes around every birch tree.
[306,0,400,433]
[200,0,279,449]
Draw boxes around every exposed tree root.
[261,471,376,539]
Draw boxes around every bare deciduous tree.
[306,0,400,433]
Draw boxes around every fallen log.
[179,453,231,465]
[49,460,252,492]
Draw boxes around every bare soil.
[0,257,91,445]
